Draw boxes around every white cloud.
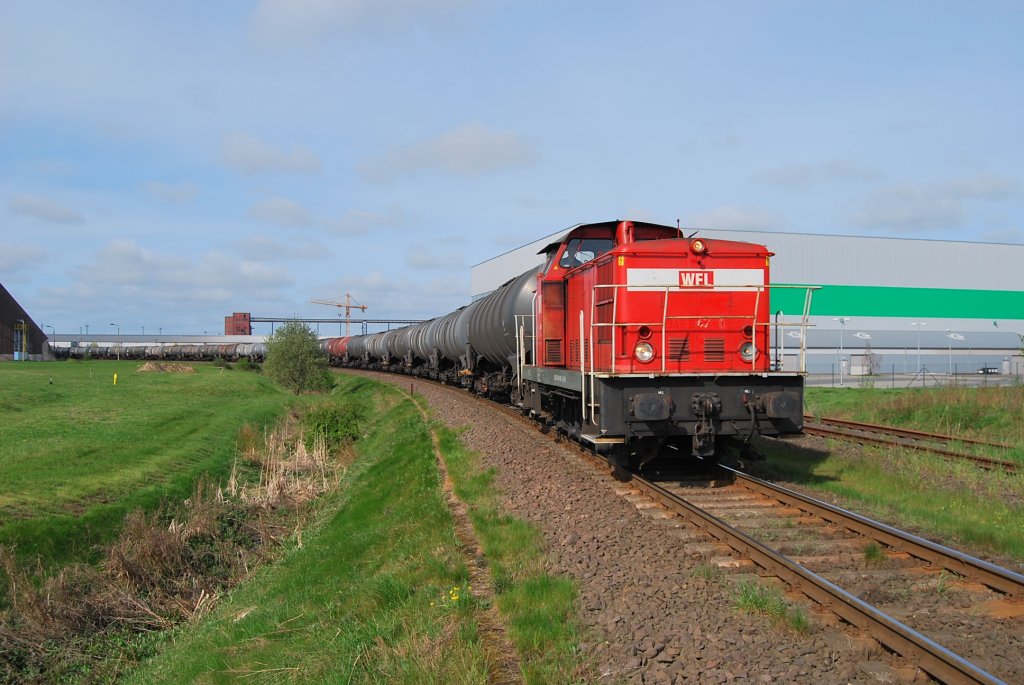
[359,123,536,183]
[221,133,322,175]
[145,180,199,204]
[980,228,1024,245]
[405,244,464,271]
[684,205,785,231]
[251,0,475,45]
[0,243,47,275]
[754,161,881,187]
[230,235,330,261]
[853,185,963,231]
[72,240,293,301]
[246,197,315,227]
[852,173,1020,232]
[937,173,1020,200]
[322,205,408,235]
[319,270,468,319]
[8,195,85,224]
[75,240,186,285]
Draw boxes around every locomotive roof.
[536,219,771,256]
[536,219,681,254]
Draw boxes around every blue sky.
[2,1,1022,336]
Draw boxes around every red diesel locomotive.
[329,220,812,467]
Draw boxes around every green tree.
[262,321,334,394]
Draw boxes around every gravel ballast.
[357,372,988,684]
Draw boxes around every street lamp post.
[911,322,927,372]
[110,323,120,361]
[945,332,965,378]
[46,325,55,356]
[832,317,849,386]
[947,330,952,375]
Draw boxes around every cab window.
[558,238,614,269]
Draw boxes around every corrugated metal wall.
[470,227,1024,335]
[473,228,1024,295]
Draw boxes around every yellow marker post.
[113,373,118,386]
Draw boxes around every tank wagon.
[328,220,815,467]
[61,342,266,361]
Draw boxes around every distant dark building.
[1,283,46,360]
[224,312,252,335]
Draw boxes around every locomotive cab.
[521,220,807,466]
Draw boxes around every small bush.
[690,563,723,582]
[212,356,230,369]
[733,579,787,619]
[788,605,810,633]
[236,357,254,372]
[733,579,812,633]
[863,541,886,566]
[262,322,333,394]
[302,404,361,453]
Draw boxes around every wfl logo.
[678,270,714,288]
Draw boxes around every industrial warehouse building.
[471,225,1024,377]
[0,282,47,361]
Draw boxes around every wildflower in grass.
[444,583,468,605]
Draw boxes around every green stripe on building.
[771,284,1024,319]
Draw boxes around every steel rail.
[720,466,1024,597]
[806,415,1014,450]
[803,423,1018,473]
[625,470,1009,685]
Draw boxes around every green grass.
[432,422,586,684]
[805,386,1024,462]
[122,374,490,684]
[0,361,292,566]
[732,579,809,633]
[757,385,1024,560]
[862,541,886,566]
[123,373,586,684]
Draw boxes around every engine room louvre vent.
[569,340,579,364]
[545,339,562,364]
[703,338,725,362]
[668,338,691,361]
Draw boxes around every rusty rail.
[625,468,1012,685]
[803,418,1018,474]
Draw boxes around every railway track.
[364,373,1024,684]
[619,465,1024,685]
[803,415,1019,473]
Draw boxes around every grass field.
[804,385,1024,453]
[2,365,586,683]
[123,373,586,684]
[0,360,293,565]
[756,385,1024,562]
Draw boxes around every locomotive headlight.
[690,239,707,254]
[634,341,655,363]
[739,342,756,361]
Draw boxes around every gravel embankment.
[357,373,935,684]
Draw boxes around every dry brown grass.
[137,362,195,373]
[0,411,356,682]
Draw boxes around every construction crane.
[310,293,368,336]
